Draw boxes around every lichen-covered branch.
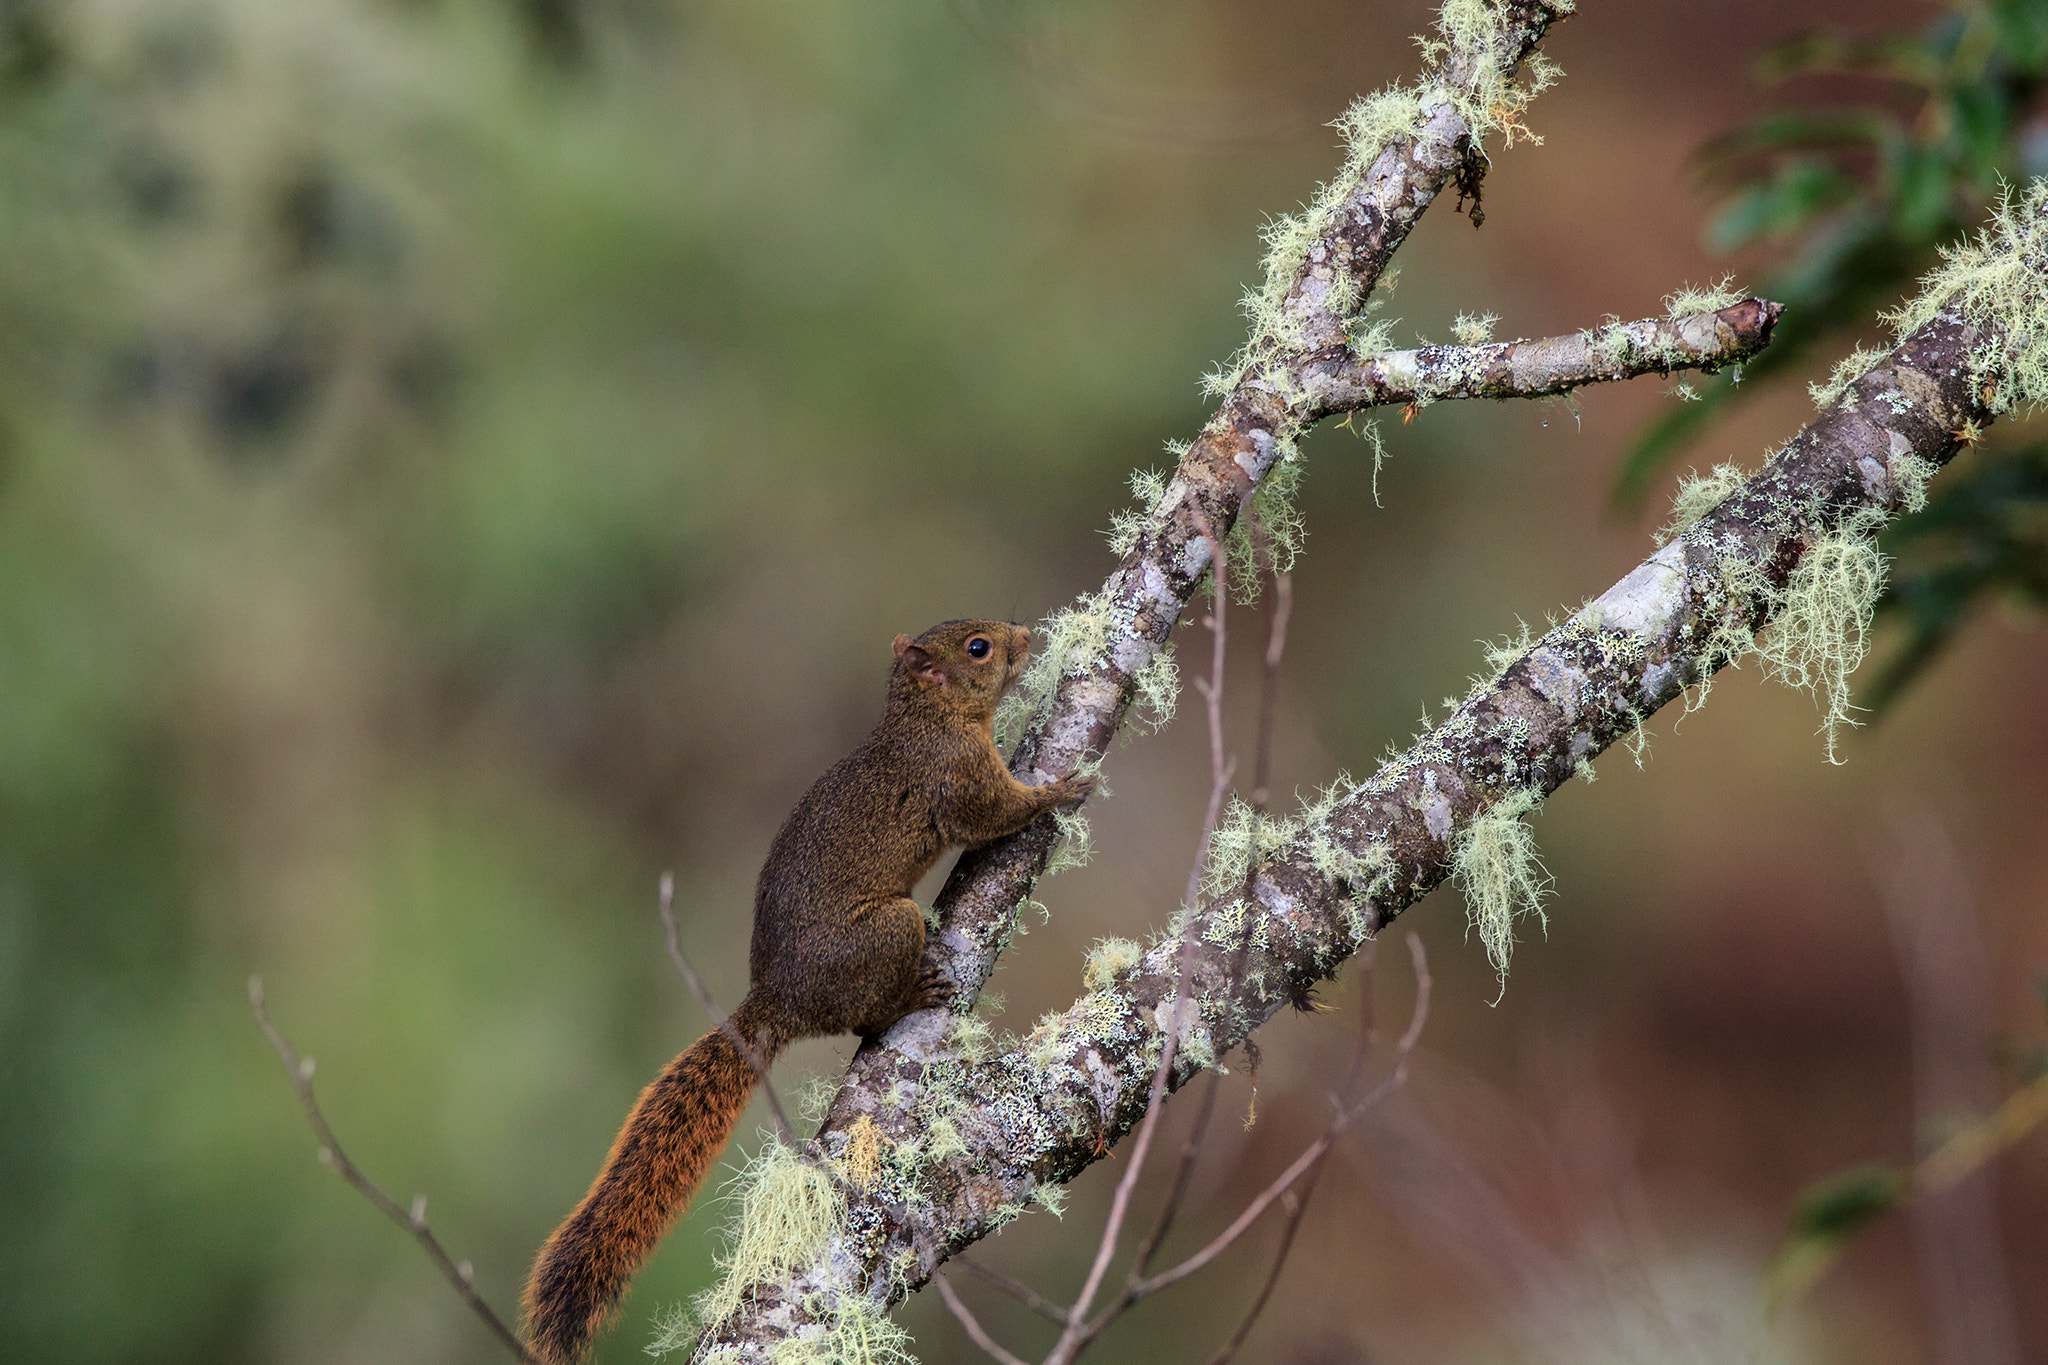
[895,0,1578,1034]
[1305,298,1781,415]
[686,175,2048,1358]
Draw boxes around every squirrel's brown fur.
[522,620,1092,1363]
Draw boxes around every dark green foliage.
[1623,0,2048,709]
[1784,1163,1908,1242]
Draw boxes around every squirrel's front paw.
[1049,771,1097,806]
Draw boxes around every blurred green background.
[2,1,2044,1363]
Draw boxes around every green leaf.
[1887,141,1957,237]
[1989,0,2048,71]
[1765,1161,1910,1314]
[1753,29,1941,87]
[1946,79,2013,177]
[1868,441,2048,708]
[1705,159,1859,251]
[1695,109,1899,185]
[1788,1163,1909,1239]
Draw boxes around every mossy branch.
[687,208,2044,1356]
[681,7,2048,1360]
[1303,298,1781,416]
[895,0,1575,1048]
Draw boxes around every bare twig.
[1249,519,1293,817]
[1133,935,1430,1299]
[937,1273,1035,1365]
[1087,944,1383,1353]
[1201,1175,1322,1365]
[248,978,539,1365]
[1196,944,1389,1365]
[657,871,798,1147]
[1127,1072,1223,1282]
[953,1254,1070,1326]
[1053,518,1235,1365]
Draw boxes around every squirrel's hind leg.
[786,897,941,1037]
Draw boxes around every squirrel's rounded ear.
[894,636,945,685]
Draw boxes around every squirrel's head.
[890,619,1031,722]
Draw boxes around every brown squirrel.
[522,619,1093,1363]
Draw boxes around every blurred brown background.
[1,1,2042,1362]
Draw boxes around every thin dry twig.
[1132,934,1430,1300]
[1249,522,1294,817]
[1127,1072,1224,1283]
[954,1254,1071,1326]
[657,871,798,1147]
[248,977,539,1365]
[1052,518,1235,1365]
[937,1273,1036,1365]
[1202,1176,1321,1365]
[1196,945,1385,1365]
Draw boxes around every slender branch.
[1249,532,1293,816]
[1132,936,1431,1299]
[1127,1072,1223,1282]
[953,1255,1070,1326]
[1200,1173,1321,1365]
[936,1274,1035,1365]
[1087,942,1391,1354]
[1300,300,1782,417]
[248,978,539,1365]
[1052,519,1235,1365]
[656,871,798,1147]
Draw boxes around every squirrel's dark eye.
[966,636,991,659]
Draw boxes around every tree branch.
[656,871,798,1148]
[1129,939,1430,1306]
[682,7,2048,1358]
[1302,299,1781,416]
[862,1,1578,1039]
[249,978,539,1365]
[695,294,2016,1359]
[953,1255,1071,1327]
[1194,941,1426,1365]
[936,1274,1035,1365]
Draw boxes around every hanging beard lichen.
[1451,787,1551,991]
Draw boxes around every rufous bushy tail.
[523,995,778,1364]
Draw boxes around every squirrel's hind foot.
[909,964,957,1013]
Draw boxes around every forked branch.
[249,978,539,1365]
